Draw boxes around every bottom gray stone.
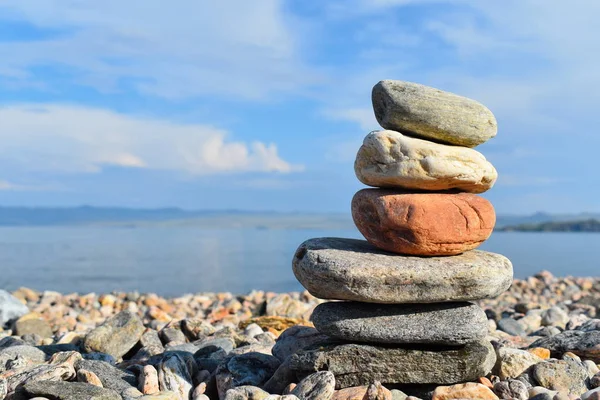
[310,301,488,345]
[289,339,496,389]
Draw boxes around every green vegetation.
[498,219,600,232]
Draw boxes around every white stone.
[355,130,497,193]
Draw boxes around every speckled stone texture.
[289,339,497,389]
[372,80,497,147]
[354,130,497,193]
[351,189,495,256]
[310,301,488,345]
[292,237,512,304]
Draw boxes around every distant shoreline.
[0,206,598,231]
[497,219,600,233]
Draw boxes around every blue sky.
[0,0,598,214]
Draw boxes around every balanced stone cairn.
[289,80,514,389]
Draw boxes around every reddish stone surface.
[331,386,368,400]
[351,189,495,256]
[432,383,499,400]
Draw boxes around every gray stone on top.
[292,237,513,304]
[372,80,497,147]
[311,301,488,345]
[0,290,29,326]
[289,339,496,389]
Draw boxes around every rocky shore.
[0,271,598,399]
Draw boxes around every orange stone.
[77,369,103,387]
[478,377,494,389]
[238,316,310,334]
[432,383,499,400]
[528,347,551,359]
[332,386,368,400]
[351,189,495,256]
[332,383,392,400]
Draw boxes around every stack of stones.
[289,80,515,390]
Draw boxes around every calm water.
[0,227,597,296]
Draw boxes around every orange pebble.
[478,377,494,389]
[528,347,551,359]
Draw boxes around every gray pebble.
[584,359,600,377]
[215,352,281,399]
[590,372,600,388]
[223,385,269,400]
[15,381,120,400]
[243,323,264,338]
[530,394,554,400]
[83,311,145,359]
[493,379,528,400]
[0,290,29,327]
[498,318,527,336]
[160,326,186,345]
[0,345,46,372]
[391,389,408,400]
[75,359,138,396]
[194,337,235,354]
[542,307,570,328]
[291,371,335,400]
[582,388,600,400]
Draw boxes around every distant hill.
[498,219,600,232]
[0,206,191,226]
[0,206,354,230]
[495,212,600,228]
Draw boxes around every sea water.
[0,226,597,296]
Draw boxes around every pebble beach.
[0,83,596,400]
[0,270,597,400]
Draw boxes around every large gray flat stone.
[289,339,496,389]
[293,238,513,303]
[372,80,497,147]
[311,301,488,345]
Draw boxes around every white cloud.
[0,104,302,175]
[316,0,600,149]
[0,179,57,191]
[0,0,320,99]
[353,0,600,112]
